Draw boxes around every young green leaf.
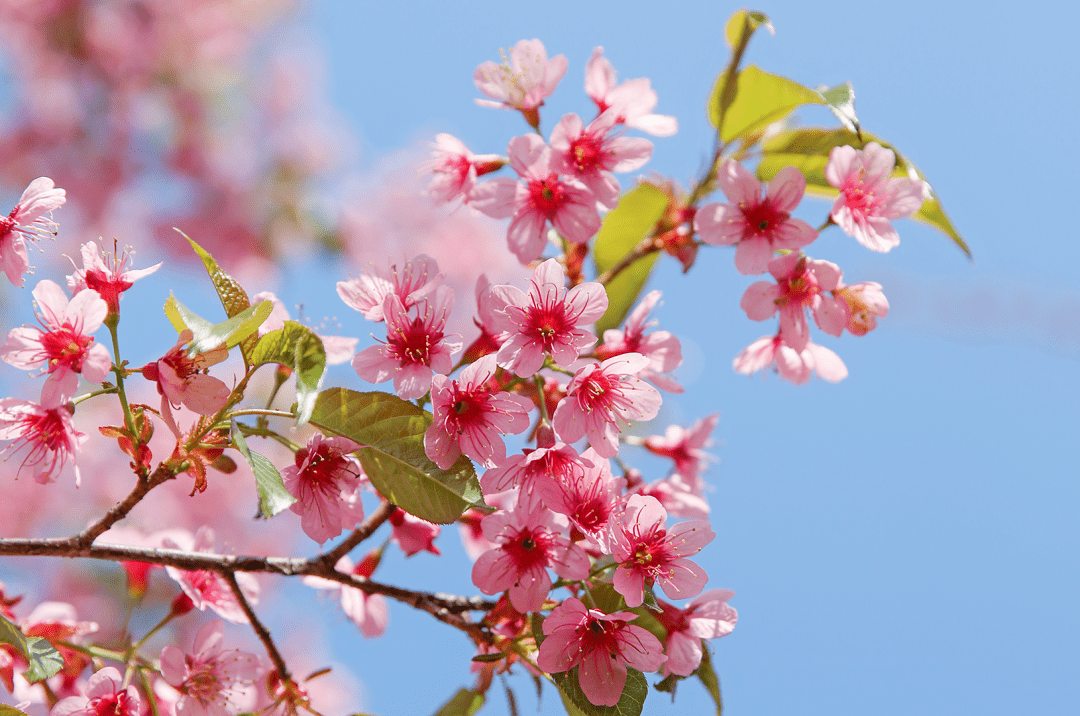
[309,388,482,524]
[717,65,824,143]
[164,294,274,355]
[722,9,772,48]
[0,705,32,716]
[817,81,861,136]
[431,688,485,716]
[696,644,724,715]
[232,422,296,519]
[0,615,63,684]
[250,321,327,426]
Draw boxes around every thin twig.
[223,571,291,683]
[73,465,175,548]
[316,500,395,569]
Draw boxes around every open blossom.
[549,111,652,208]
[282,433,364,544]
[480,442,591,508]
[50,666,139,716]
[549,447,626,542]
[695,162,818,275]
[552,353,662,459]
[302,553,388,638]
[596,290,683,392]
[337,254,443,322]
[424,355,532,469]
[470,134,602,264]
[835,281,889,336]
[484,258,608,376]
[826,142,927,252]
[474,39,567,126]
[733,333,848,384]
[644,413,719,491]
[426,134,505,205]
[66,240,161,315]
[608,494,714,607]
[251,291,357,365]
[159,620,260,716]
[389,508,441,557]
[2,279,111,405]
[536,597,666,707]
[141,330,230,416]
[0,177,66,287]
[584,48,677,136]
[162,528,260,624]
[0,397,86,485]
[656,590,737,677]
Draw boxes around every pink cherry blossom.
[596,290,683,392]
[733,333,848,384]
[388,508,441,557]
[608,494,713,607]
[2,279,111,406]
[549,111,652,208]
[162,528,260,624]
[140,330,230,416]
[0,397,86,485]
[336,254,443,323]
[66,240,161,315]
[159,620,260,716]
[585,48,677,137]
[425,134,505,205]
[471,502,589,612]
[481,442,591,508]
[644,414,719,491]
[536,597,666,707]
[0,177,66,287]
[656,590,737,677]
[251,291,357,366]
[695,162,818,275]
[282,433,364,544]
[548,447,626,543]
[835,281,889,336]
[552,353,662,458]
[302,554,388,638]
[484,258,608,377]
[631,475,711,521]
[50,666,139,716]
[825,142,927,252]
[424,355,532,469]
[473,39,567,127]
[470,134,602,264]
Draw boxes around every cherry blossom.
[336,254,443,323]
[733,333,848,384]
[282,433,364,544]
[644,414,719,491]
[0,177,66,287]
[596,290,683,392]
[389,508,442,557]
[251,291,357,365]
[484,258,608,377]
[162,528,260,624]
[585,47,677,137]
[2,279,111,405]
[141,330,230,416]
[835,281,889,336]
[50,667,139,716]
[474,39,567,127]
[159,620,260,716]
[66,240,161,315]
[481,442,591,508]
[608,494,714,607]
[536,597,666,707]
[549,111,652,208]
[631,475,711,521]
[656,590,737,677]
[695,162,818,275]
[0,397,86,484]
[825,142,927,252]
[302,553,388,638]
[548,447,626,543]
[426,134,505,205]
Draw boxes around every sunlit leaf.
[164,294,273,355]
[817,81,860,135]
[0,615,63,684]
[696,644,724,715]
[0,705,32,716]
[431,687,485,716]
[718,65,824,142]
[723,9,773,48]
[251,321,327,426]
[181,231,261,364]
[232,422,295,519]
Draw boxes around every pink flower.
[595,290,683,392]
[162,528,260,624]
[0,397,86,484]
[536,597,666,707]
[548,447,626,542]
[471,502,589,612]
[0,177,66,287]
[50,666,139,716]
[388,508,441,557]
[141,330,230,416]
[584,48,677,137]
[336,254,443,323]
[66,240,161,315]
[607,495,713,607]
[2,279,111,405]
[474,39,568,127]
[549,111,652,208]
[159,620,260,716]
[484,258,608,377]
[282,434,364,544]
[352,286,461,400]
[835,281,889,336]
[733,333,848,384]
[426,134,504,205]
[302,554,388,638]
[825,142,927,252]
[480,442,591,508]
[656,590,737,677]
[424,355,532,469]
[470,134,602,264]
[695,162,818,275]
[552,353,662,459]
[251,291,357,366]
[631,476,711,521]
[643,414,719,491]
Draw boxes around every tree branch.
[315,500,395,569]
[223,571,290,683]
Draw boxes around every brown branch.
[73,465,175,549]
[314,500,395,569]
[223,571,291,683]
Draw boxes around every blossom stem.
[817,215,835,232]
[595,235,661,287]
[105,314,136,436]
[533,375,549,422]
[131,610,176,652]
[71,386,119,405]
[140,668,162,716]
[225,408,298,421]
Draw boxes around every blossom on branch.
[595,290,683,392]
[0,177,66,287]
[302,553,388,638]
[0,396,86,485]
[426,134,505,205]
[733,333,848,384]
[549,110,652,208]
[585,48,677,137]
[474,39,567,128]
[282,433,364,545]
[655,589,737,677]
[50,666,139,716]
[141,330,230,416]
[162,528,260,624]
[66,240,161,315]
[159,620,260,716]
[337,254,443,323]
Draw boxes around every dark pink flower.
[141,330,230,416]
[595,290,683,392]
[584,48,677,137]
[643,414,719,491]
[159,620,260,716]
[481,442,591,508]
[474,39,567,126]
[549,111,652,208]
[0,177,66,287]
[426,134,505,205]
[656,590,737,677]
[536,597,666,706]
[607,495,713,607]
[50,666,139,716]
[0,397,86,484]
[389,507,441,557]
[282,434,364,544]
[733,333,848,384]
[302,554,388,638]
[336,254,443,322]
[162,528,260,624]
[834,281,889,336]
[695,162,818,275]
[66,240,161,315]
[551,447,626,543]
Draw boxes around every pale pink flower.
[584,48,677,137]
[596,290,683,392]
[695,162,818,275]
[834,281,889,336]
[474,39,568,126]
[631,476,711,521]
[536,597,666,707]
[0,177,66,287]
[484,258,607,376]
[733,333,848,384]
[656,590,737,677]
[426,134,504,205]
[0,397,86,484]
[2,279,111,405]
[552,353,662,459]
[162,528,260,624]
[740,252,847,353]
[825,142,927,252]
[388,507,441,557]
[336,254,443,323]
[159,620,260,716]
[608,495,713,608]
[251,291,357,366]
[141,330,230,416]
[472,502,589,612]
[470,134,602,264]
[282,433,364,544]
[352,286,461,400]
[549,111,652,208]
[50,666,139,716]
[302,554,388,638]
[424,354,532,469]
[66,240,161,315]
[643,414,719,491]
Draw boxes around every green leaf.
[817,81,860,135]
[232,422,295,519]
[164,293,274,355]
[710,11,774,130]
[717,65,825,142]
[723,9,772,48]
[641,585,662,612]
[696,644,724,715]
[431,688,485,716]
[0,615,63,684]
[593,184,669,335]
[309,389,481,524]
[251,321,327,426]
[553,667,648,716]
[0,705,32,716]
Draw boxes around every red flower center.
[39,325,93,372]
[389,315,444,366]
[570,135,603,174]
[528,174,566,216]
[741,200,788,237]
